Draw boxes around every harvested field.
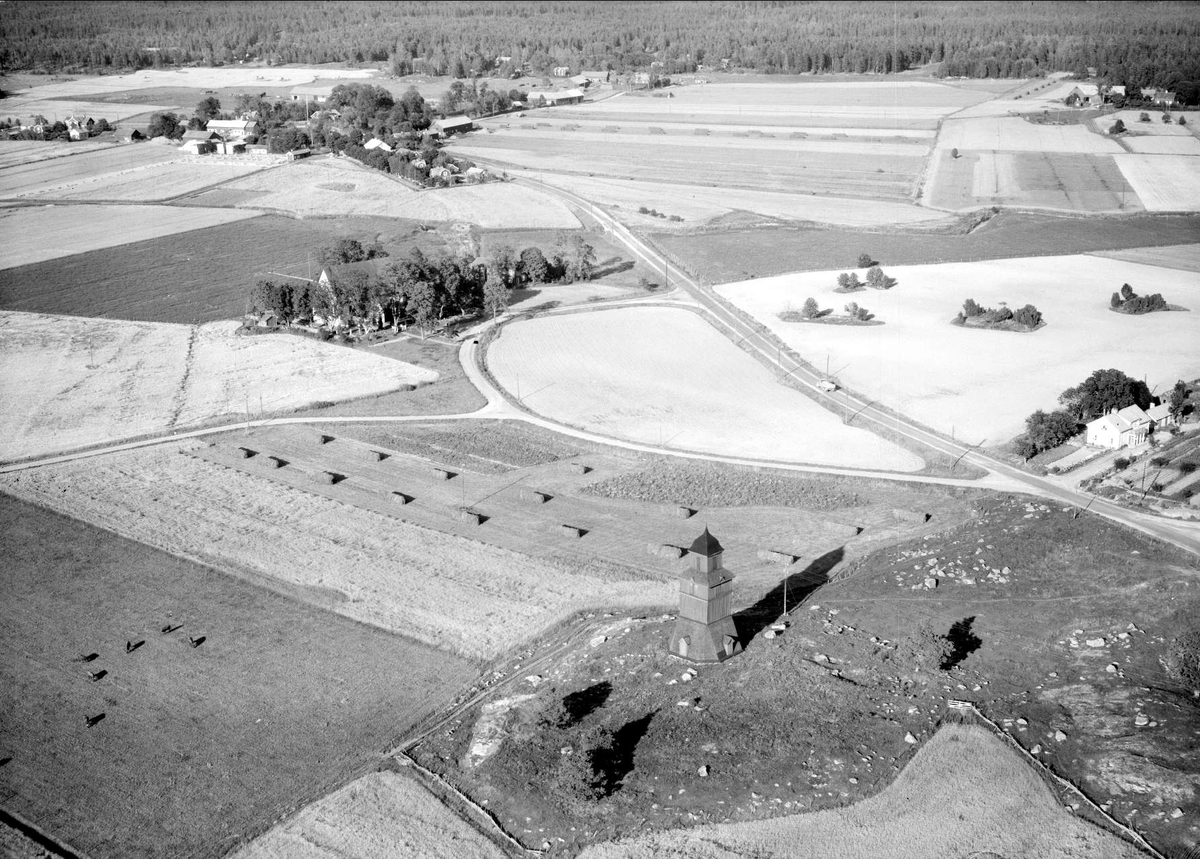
[654,211,1200,282]
[581,724,1141,859]
[529,172,948,228]
[0,142,182,197]
[1120,136,1200,155]
[716,254,1200,442]
[0,312,436,461]
[486,306,924,471]
[1114,154,1200,211]
[923,149,1139,213]
[0,444,673,660]
[935,116,1124,154]
[219,159,581,228]
[0,139,122,169]
[230,771,505,859]
[1088,242,1200,272]
[0,204,260,270]
[0,96,179,124]
[20,157,265,202]
[0,493,475,859]
[0,214,449,323]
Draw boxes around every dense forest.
[2,1,1199,92]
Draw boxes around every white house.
[363,137,393,153]
[206,119,258,140]
[1086,404,1152,449]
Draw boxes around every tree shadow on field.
[562,681,612,725]
[592,258,634,279]
[596,710,656,796]
[734,546,845,643]
[942,616,982,669]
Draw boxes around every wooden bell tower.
[669,528,742,663]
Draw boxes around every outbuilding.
[433,116,475,136]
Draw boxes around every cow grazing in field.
[161,623,182,634]
[87,669,107,682]
[125,640,144,653]
[85,713,105,728]
[76,652,99,663]
[189,636,206,648]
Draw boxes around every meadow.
[715,254,1200,443]
[580,724,1142,859]
[0,312,437,461]
[486,306,924,471]
[653,211,1200,283]
[217,158,582,229]
[0,493,475,859]
[0,441,675,660]
[0,213,449,322]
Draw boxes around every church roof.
[689,527,723,557]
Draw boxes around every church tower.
[669,528,742,662]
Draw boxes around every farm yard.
[486,306,924,472]
[0,312,437,461]
[0,204,260,270]
[0,214,453,323]
[715,254,1200,444]
[215,158,582,228]
[0,493,476,859]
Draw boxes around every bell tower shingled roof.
[689,527,723,557]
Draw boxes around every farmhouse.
[291,85,336,104]
[1085,404,1152,449]
[1065,84,1100,107]
[206,119,258,140]
[553,66,571,77]
[669,528,742,663]
[1155,91,1178,106]
[433,116,475,136]
[532,88,585,107]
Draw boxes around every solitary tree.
[195,96,222,122]
[483,272,510,321]
[1168,380,1191,419]
[518,246,550,285]
[1109,118,1126,134]
[147,111,183,139]
[1058,368,1152,421]
[801,297,820,319]
[856,253,874,268]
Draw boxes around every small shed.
[364,138,393,152]
[286,147,312,161]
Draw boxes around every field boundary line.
[395,751,547,855]
[960,704,1166,859]
[0,806,90,859]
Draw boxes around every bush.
[1013,304,1043,327]
[1150,456,1170,467]
[1179,116,1188,126]
[1113,457,1131,470]
[1150,481,1165,492]
[637,206,649,214]
[1165,626,1200,695]
[857,253,874,267]
[1109,118,1126,134]
[1139,112,1151,122]
[1180,461,1198,475]
[801,297,820,319]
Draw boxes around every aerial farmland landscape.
[1,2,1199,858]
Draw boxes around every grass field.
[1114,154,1200,211]
[0,139,122,169]
[936,115,1124,154]
[0,442,674,660]
[924,149,1139,212]
[715,254,1200,443]
[0,492,476,859]
[531,172,948,228]
[653,211,1200,282]
[486,306,924,471]
[0,204,261,270]
[1099,110,1200,136]
[1089,242,1200,272]
[0,142,183,197]
[582,724,1141,859]
[219,158,582,228]
[0,312,437,461]
[21,157,265,202]
[0,213,450,323]
[1121,135,1200,155]
[230,770,505,859]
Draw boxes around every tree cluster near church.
[5,1,1199,99]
